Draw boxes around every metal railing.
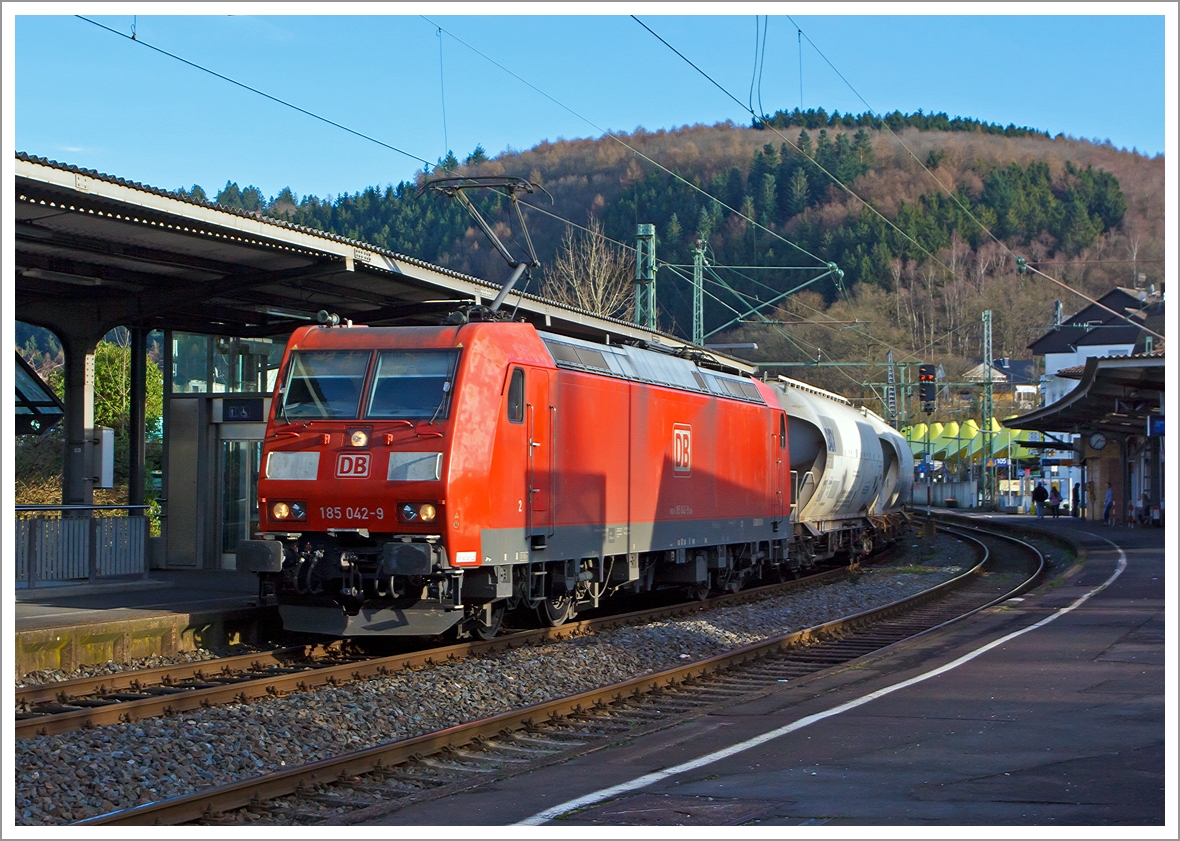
[15,505,150,588]
[790,469,817,518]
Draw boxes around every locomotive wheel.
[474,602,506,640]
[688,582,710,601]
[537,593,573,627]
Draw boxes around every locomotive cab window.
[366,350,460,420]
[280,350,371,419]
[507,367,524,423]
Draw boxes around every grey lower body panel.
[279,603,463,636]
[480,516,780,564]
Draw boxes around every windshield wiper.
[427,381,451,426]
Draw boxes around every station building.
[1007,289,1166,525]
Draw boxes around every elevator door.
[219,438,263,569]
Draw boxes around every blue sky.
[7,7,1172,203]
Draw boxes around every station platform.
[12,570,275,680]
[369,514,1167,827]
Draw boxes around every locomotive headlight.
[399,502,439,523]
[347,428,370,448]
[271,501,306,521]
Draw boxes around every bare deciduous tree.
[540,218,635,320]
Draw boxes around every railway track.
[17,565,860,739]
[74,521,1044,826]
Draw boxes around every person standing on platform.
[1072,483,1081,518]
[1049,484,1062,518]
[1103,482,1115,526]
[1136,491,1150,527]
[1032,481,1048,519]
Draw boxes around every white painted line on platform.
[516,537,1128,826]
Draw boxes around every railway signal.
[918,363,936,413]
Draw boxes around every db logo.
[336,452,371,478]
[672,424,692,476]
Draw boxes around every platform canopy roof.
[902,418,1036,461]
[1002,351,1165,439]
[13,153,751,371]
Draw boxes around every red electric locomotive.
[238,318,793,637]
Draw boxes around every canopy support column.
[61,332,101,508]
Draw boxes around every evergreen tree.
[665,211,682,245]
[786,168,810,217]
[723,167,745,211]
[852,128,875,169]
[216,181,265,213]
[696,205,714,241]
[757,173,777,224]
[796,129,812,160]
[465,144,489,165]
[176,183,208,202]
[815,129,834,172]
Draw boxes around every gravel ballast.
[14,535,972,825]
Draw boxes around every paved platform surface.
[365,516,1169,827]
[12,570,269,678]
[15,570,258,632]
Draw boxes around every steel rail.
[16,644,342,706]
[76,525,1034,827]
[17,566,852,738]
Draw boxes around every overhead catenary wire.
[797,26,803,110]
[632,15,960,285]
[502,189,763,335]
[1030,259,1164,266]
[82,11,848,347]
[526,199,855,355]
[426,16,829,269]
[784,14,1164,343]
[519,192,900,388]
[758,16,769,119]
[425,17,873,353]
[701,254,924,362]
[1024,266,1164,341]
[642,15,1166,352]
[748,16,759,114]
[437,27,450,163]
[661,14,1171,375]
[78,12,720,345]
[76,15,435,169]
[666,254,918,385]
[749,15,769,120]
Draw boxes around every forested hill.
[181,107,1163,392]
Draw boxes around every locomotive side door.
[773,411,787,527]
[526,368,554,548]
